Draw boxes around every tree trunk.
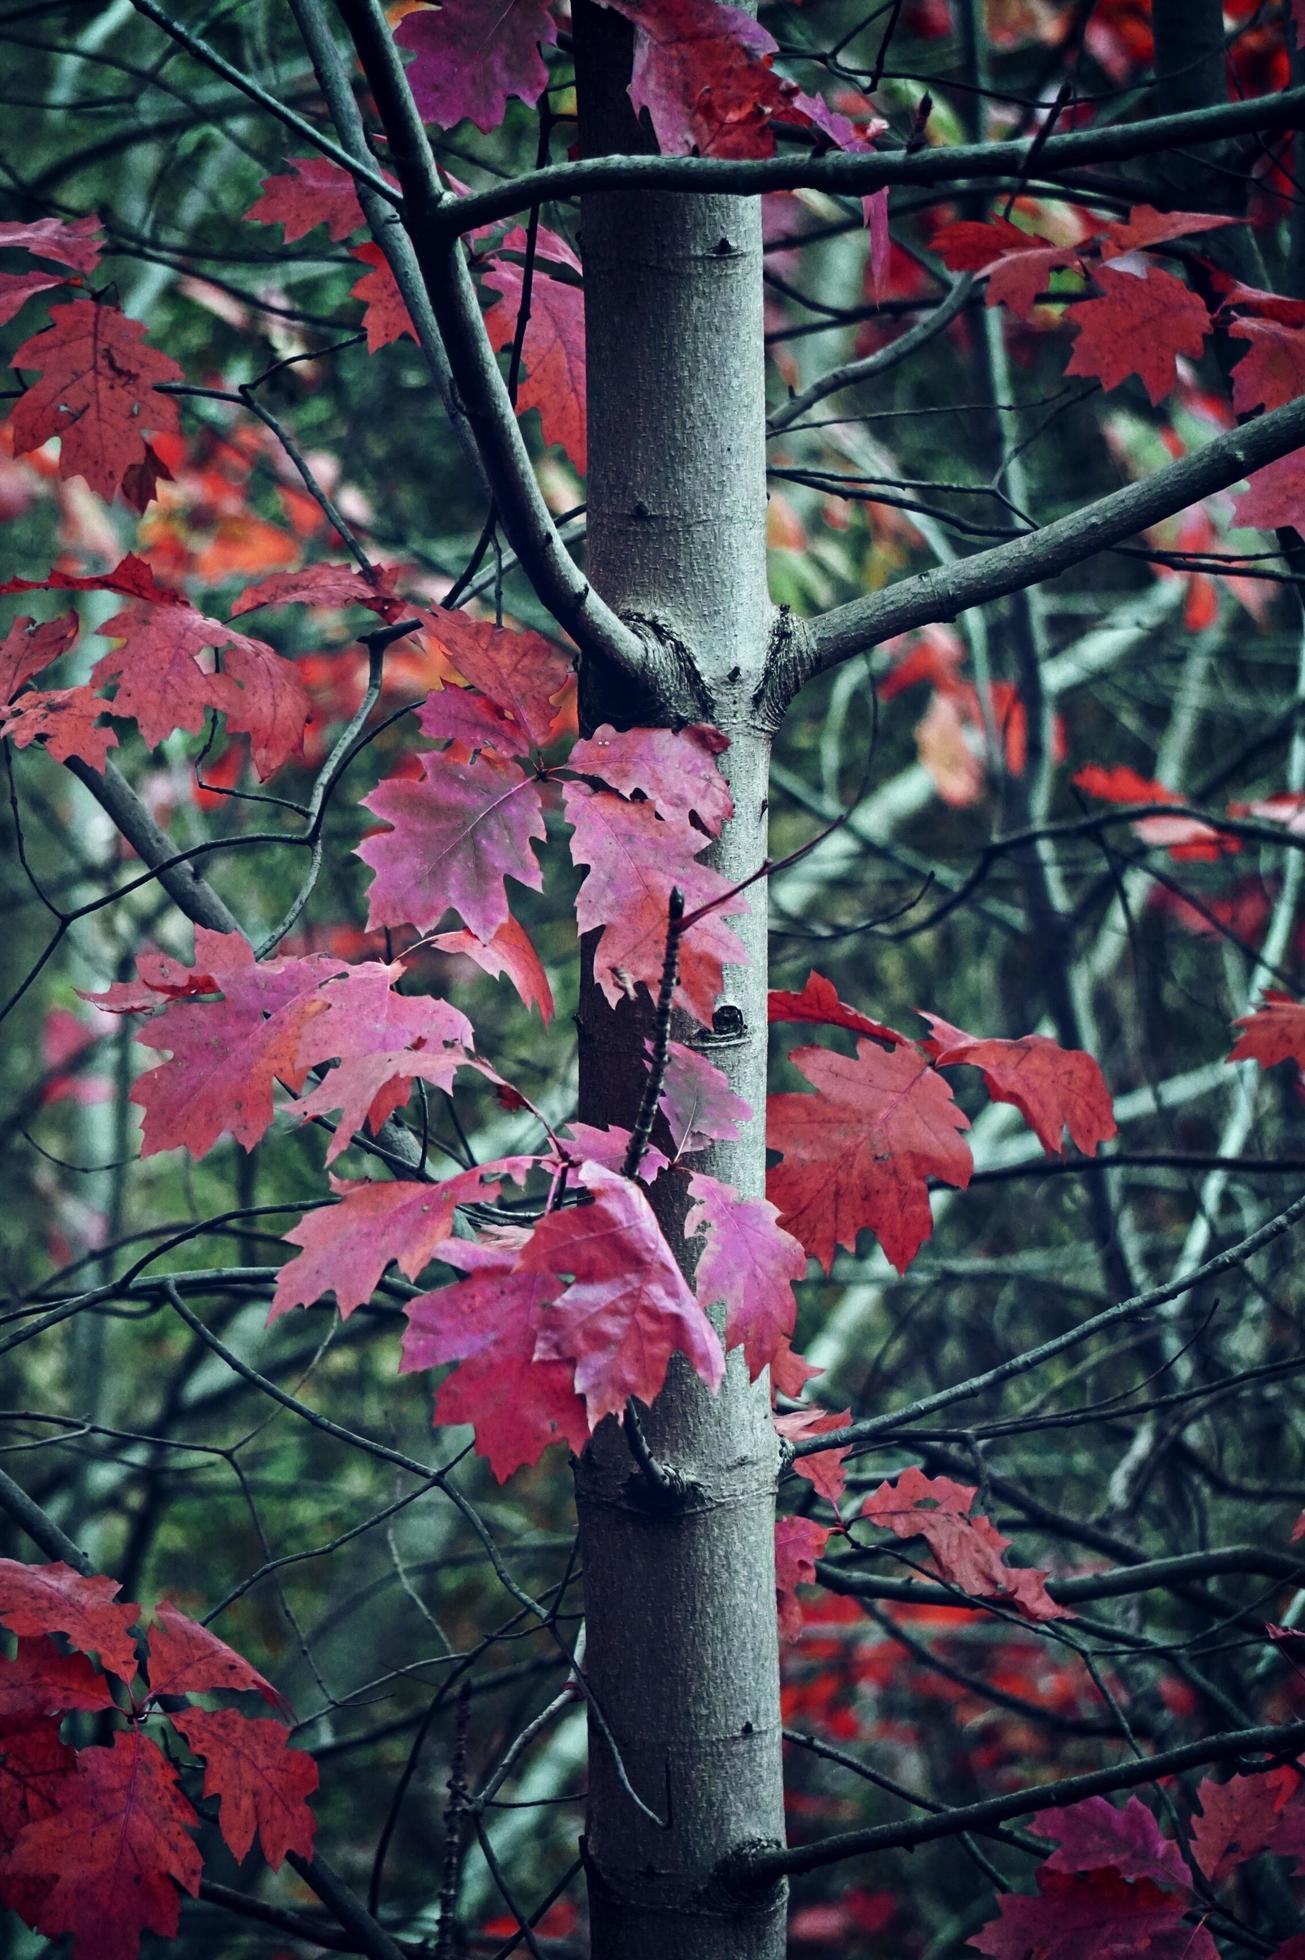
[571,9,787,1956]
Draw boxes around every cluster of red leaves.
[395,0,882,161]
[974,1781,1305,1959]
[0,557,309,778]
[933,204,1235,407]
[0,1559,316,1960]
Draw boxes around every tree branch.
[790,392,1305,686]
[434,87,1305,237]
[787,1187,1305,1458]
[285,0,489,496]
[332,0,647,682]
[731,1720,1305,1883]
[124,0,399,202]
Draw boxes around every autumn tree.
[6,3,1305,1957]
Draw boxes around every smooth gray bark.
[571,9,787,1955]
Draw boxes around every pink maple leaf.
[483,256,587,471]
[971,1868,1216,1960]
[129,932,349,1158]
[415,607,572,748]
[1033,1795,1192,1889]
[658,1043,751,1156]
[430,916,555,1023]
[401,1236,589,1479]
[569,721,733,834]
[396,0,558,133]
[687,1170,805,1379]
[358,749,547,940]
[522,1161,725,1425]
[0,215,103,274]
[1,685,117,769]
[773,1404,852,1507]
[565,780,748,1026]
[270,1162,532,1319]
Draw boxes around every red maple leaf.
[11,297,183,502]
[861,1467,1068,1621]
[0,615,77,709]
[1230,318,1305,414]
[971,1868,1216,1960]
[775,1516,832,1641]
[359,748,547,939]
[430,916,555,1022]
[128,933,349,1158]
[0,684,117,768]
[1229,990,1305,1070]
[416,607,573,748]
[565,779,748,1025]
[271,1162,531,1319]
[167,1707,317,1868]
[1233,450,1305,530]
[6,1728,202,1960]
[0,1719,80,1923]
[1098,204,1234,258]
[349,242,416,351]
[145,1600,287,1714]
[0,555,181,607]
[773,1404,852,1506]
[767,970,903,1045]
[687,1170,805,1378]
[932,216,1083,320]
[522,1161,726,1425]
[89,597,308,776]
[232,561,402,617]
[401,1235,590,1479]
[1190,1773,1283,1882]
[244,156,366,242]
[0,214,103,273]
[395,0,558,132]
[767,1039,971,1274]
[0,1559,139,1684]
[918,1013,1116,1157]
[0,1639,116,1718]
[1072,761,1233,860]
[1065,262,1210,405]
